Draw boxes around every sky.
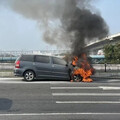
[0,0,120,51]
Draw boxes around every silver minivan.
[14,55,70,81]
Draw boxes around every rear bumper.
[14,68,23,77]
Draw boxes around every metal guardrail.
[0,50,70,56]
[0,50,70,63]
[0,57,17,62]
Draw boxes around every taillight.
[15,61,20,68]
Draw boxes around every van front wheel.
[24,71,35,81]
[73,75,83,82]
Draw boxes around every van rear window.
[20,55,34,62]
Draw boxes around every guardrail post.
[105,63,107,72]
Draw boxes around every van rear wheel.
[24,71,35,81]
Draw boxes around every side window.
[21,55,34,62]
[53,57,66,65]
[35,55,49,63]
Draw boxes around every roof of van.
[21,54,62,58]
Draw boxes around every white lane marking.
[99,86,120,90]
[0,113,120,116]
[0,78,120,85]
[0,78,22,80]
[108,80,120,82]
[52,93,120,96]
[51,87,101,90]
[0,82,53,84]
[56,101,120,104]
[51,86,120,90]
[0,82,68,84]
[0,80,70,84]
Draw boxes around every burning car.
[70,54,94,82]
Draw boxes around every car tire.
[24,70,35,82]
[73,75,83,82]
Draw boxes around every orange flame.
[72,53,94,82]
[72,56,78,66]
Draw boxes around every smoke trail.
[0,0,109,54]
[4,0,75,47]
[65,7,109,55]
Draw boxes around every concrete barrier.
[0,63,120,78]
[0,63,14,70]
[0,71,14,77]
[0,63,120,71]
[92,71,120,78]
[92,64,120,71]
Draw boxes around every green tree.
[104,42,120,64]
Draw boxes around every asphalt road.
[0,78,120,120]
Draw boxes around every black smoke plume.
[64,7,109,56]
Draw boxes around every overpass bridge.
[85,33,120,54]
